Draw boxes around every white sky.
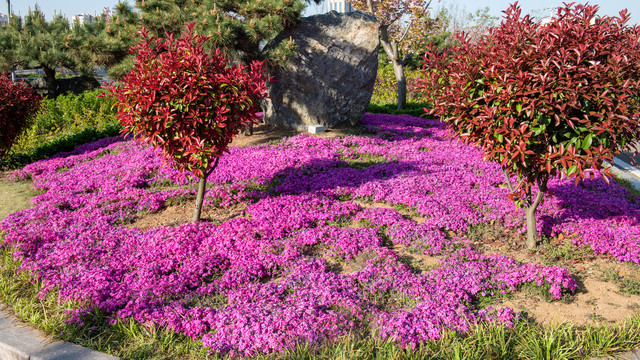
[4,0,638,25]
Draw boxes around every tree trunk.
[502,168,547,250]
[191,157,220,223]
[379,25,407,111]
[523,179,547,250]
[42,66,57,98]
[392,59,407,111]
[192,175,207,223]
[525,205,538,249]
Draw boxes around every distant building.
[72,13,94,27]
[0,13,8,26]
[327,0,354,13]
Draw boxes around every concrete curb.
[592,349,640,359]
[0,306,118,360]
[612,157,640,191]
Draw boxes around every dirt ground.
[2,126,640,329]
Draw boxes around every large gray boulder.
[262,11,379,130]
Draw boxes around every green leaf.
[582,133,593,149]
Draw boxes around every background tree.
[433,4,497,43]
[98,0,315,79]
[67,13,110,77]
[0,7,75,97]
[108,25,268,222]
[0,14,19,72]
[94,1,140,79]
[419,3,640,249]
[350,0,433,110]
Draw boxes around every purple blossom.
[6,112,633,356]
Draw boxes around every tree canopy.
[0,7,76,97]
[97,0,313,79]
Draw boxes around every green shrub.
[1,126,122,170]
[11,88,119,154]
[370,62,426,106]
[1,88,121,170]
[367,102,431,117]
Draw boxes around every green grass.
[600,267,640,296]
[0,179,40,220]
[613,176,640,205]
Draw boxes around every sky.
[3,0,639,25]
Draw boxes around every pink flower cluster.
[4,112,636,356]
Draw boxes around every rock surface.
[263,11,379,130]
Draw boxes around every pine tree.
[0,14,19,71]
[196,0,305,67]
[69,13,109,75]
[96,0,314,79]
[0,7,76,97]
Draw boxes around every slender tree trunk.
[192,175,207,223]
[42,65,57,98]
[525,205,538,249]
[191,157,220,223]
[379,25,407,111]
[392,60,407,111]
[502,168,547,250]
[523,179,547,249]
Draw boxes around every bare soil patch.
[230,122,363,147]
[127,202,248,231]
[468,222,640,327]
[502,278,640,326]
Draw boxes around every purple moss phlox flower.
[3,112,633,356]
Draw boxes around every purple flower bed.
[2,113,639,356]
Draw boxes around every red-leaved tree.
[0,74,41,159]
[108,24,268,223]
[418,3,640,249]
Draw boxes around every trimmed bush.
[108,24,268,222]
[0,75,41,158]
[418,3,640,248]
[367,102,431,117]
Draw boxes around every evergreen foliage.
[98,0,313,80]
[0,7,75,97]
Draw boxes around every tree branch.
[398,0,432,44]
[366,0,374,14]
[530,177,547,212]
[501,167,515,193]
